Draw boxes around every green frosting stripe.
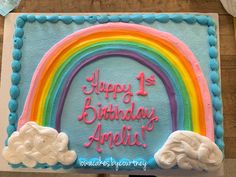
[43,41,192,131]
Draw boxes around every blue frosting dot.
[156,14,169,23]
[109,15,120,22]
[52,163,61,170]
[19,14,27,21]
[8,99,18,112]
[12,49,22,60]
[11,73,21,85]
[14,28,24,38]
[209,58,219,70]
[9,112,18,124]
[14,38,23,49]
[211,84,221,96]
[196,15,208,25]
[210,71,219,83]
[16,17,25,28]
[208,26,216,35]
[73,16,85,24]
[47,15,59,23]
[11,163,23,168]
[130,14,143,23]
[207,17,215,26]
[183,15,196,24]
[147,157,158,169]
[12,61,21,72]
[85,16,97,24]
[214,111,223,124]
[60,16,73,24]
[143,14,156,23]
[74,161,80,168]
[36,15,47,23]
[40,163,49,169]
[97,15,109,23]
[208,35,217,46]
[170,14,183,23]
[215,138,224,150]
[215,125,224,138]
[119,15,130,22]
[7,124,16,136]
[213,97,222,110]
[27,15,36,23]
[209,46,218,58]
[10,85,20,99]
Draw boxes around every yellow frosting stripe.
[33,35,203,135]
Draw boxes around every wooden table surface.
[0,0,235,176]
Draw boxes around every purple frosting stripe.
[55,51,177,131]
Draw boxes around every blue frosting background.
[16,17,212,161]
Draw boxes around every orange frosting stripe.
[17,23,214,139]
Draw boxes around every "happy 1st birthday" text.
[77,69,159,153]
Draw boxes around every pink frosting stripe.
[17,23,214,141]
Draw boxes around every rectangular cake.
[0,13,224,174]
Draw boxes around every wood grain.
[219,15,235,35]
[11,0,228,14]
[0,0,235,161]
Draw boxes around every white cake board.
[0,13,223,176]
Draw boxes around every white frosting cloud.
[2,122,77,167]
[154,131,223,171]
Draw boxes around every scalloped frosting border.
[6,13,223,170]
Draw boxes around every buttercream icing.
[154,131,223,171]
[2,122,77,167]
[4,14,224,170]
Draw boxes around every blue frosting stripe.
[7,14,223,170]
[47,43,187,131]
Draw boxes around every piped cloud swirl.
[2,122,77,167]
[154,131,223,171]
